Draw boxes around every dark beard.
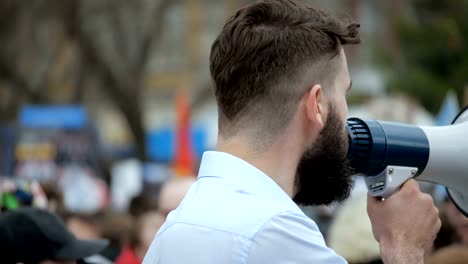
[293,106,354,206]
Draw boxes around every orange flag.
[173,93,195,177]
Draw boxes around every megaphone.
[346,106,468,215]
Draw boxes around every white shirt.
[143,151,346,264]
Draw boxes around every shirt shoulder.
[246,211,347,264]
[159,177,303,239]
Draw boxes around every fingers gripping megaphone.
[347,106,468,215]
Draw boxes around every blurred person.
[328,192,382,264]
[433,210,458,252]
[426,245,468,264]
[66,213,130,262]
[0,178,47,213]
[0,207,108,264]
[445,197,468,245]
[98,212,134,260]
[40,182,67,216]
[128,194,159,218]
[0,187,34,212]
[116,211,165,264]
[144,0,440,263]
[66,214,102,241]
[157,176,195,217]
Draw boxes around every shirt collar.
[198,151,295,204]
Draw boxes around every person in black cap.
[0,207,109,264]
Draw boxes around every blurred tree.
[377,0,468,113]
[0,1,85,121]
[0,0,175,161]
[62,0,175,161]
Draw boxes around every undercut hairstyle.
[210,0,360,142]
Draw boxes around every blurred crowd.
[1,174,468,263]
[0,176,194,264]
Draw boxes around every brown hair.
[210,0,360,142]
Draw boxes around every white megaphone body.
[346,106,468,215]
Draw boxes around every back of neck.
[216,134,301,197]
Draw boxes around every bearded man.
[144,0,441,263]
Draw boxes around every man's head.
[210,0,359,205]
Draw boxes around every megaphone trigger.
[364,166,418,199]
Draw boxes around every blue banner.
[20,105,87,130]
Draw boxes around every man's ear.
[304,84,326,129]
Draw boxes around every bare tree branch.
[0,61,45,103]
[0,82,22,122]
[31,16,60,97]
[0,0,62,104]
[137,0,175,72]
[71,54,88,103]
[59,0,176,161]
[63,0,146,160]
[110,0,130,67]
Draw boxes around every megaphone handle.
[364,166,419,199]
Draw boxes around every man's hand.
[367,179,441,264]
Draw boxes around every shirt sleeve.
[246,211,347,264]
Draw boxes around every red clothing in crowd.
[115,247,141,264]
